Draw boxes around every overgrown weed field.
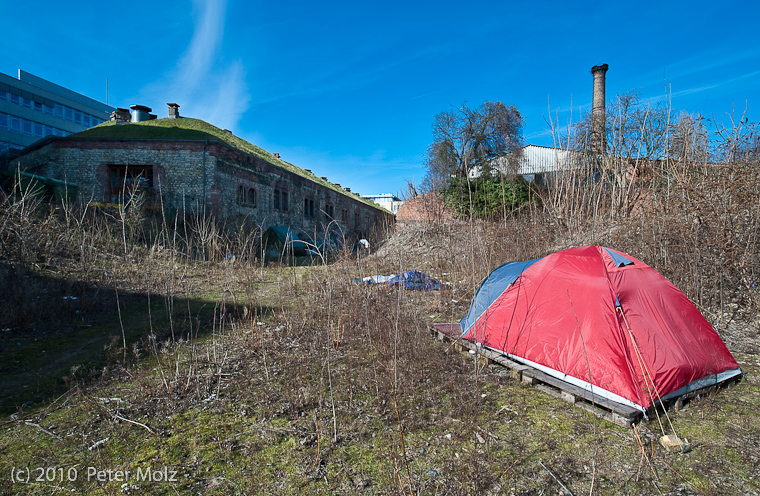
[0,186,758,495]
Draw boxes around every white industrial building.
[471,144,577,185]
[361,193,404,214]
[0,70,113,158]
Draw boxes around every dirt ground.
[0,219,758,495]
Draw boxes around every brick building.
[395,192,452,230]
[10,108,392,241]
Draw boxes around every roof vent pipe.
[130,104,153,122]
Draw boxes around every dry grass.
[0,121,758,494]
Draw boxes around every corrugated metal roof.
[517,145,576,174]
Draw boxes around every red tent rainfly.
[459,246,742,411]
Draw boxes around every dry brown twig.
[23,421,62,441]
[313,409,321,468]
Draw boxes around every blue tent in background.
[306,226,344,257]
[262,225,309,258]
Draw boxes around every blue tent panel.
[604,247,635,267]
[459,258,542,335]
[267,225,309,251]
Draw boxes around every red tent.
[460,246,741,411]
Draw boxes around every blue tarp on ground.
[387,270,440,290]
[361,274,396,284]
[359,270,440,290]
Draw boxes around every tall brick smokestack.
[591,64,608,154]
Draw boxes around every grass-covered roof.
[72,118,387,212]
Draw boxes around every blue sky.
[3,0,760,196]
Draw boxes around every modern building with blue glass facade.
[0,70,113,158]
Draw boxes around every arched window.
[237,185,245,205]
[247,188,257,207]
[108,165,153,204]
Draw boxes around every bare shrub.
[540,97,759,322]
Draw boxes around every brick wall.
[14,137,392,239]
[210,142,390,238]
[395,192,453,230]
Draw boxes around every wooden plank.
[573,400,635,428]
[507,366,529,381]
[561,391,577,404]
[533,381,636,427]
[430,323,462,339]
[427,323,643,426]
[522,369,641,418]
[663,374,743,410]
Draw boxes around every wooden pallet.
[665,373,743,411]
[429,323,642,427]
[521,368,642,427]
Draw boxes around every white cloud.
[142,0,250,131]
[204,60,250,129]
[176,0,226,90]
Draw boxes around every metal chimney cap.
[130,105,153,122]
[130,104,153,112]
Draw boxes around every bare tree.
[608,92,670,160]
[424,101,524,185]
[565,91,672,217]
[712,106,758,165]
[669,112,711,165]
[572,91,671,160]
